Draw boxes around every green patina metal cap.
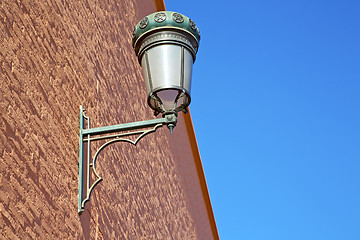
[132,11,200,58]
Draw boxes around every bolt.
[168,124,174,134]
[166,115,173,121]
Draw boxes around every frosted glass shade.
[141,44,193,114]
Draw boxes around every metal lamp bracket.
[78,105,177,214]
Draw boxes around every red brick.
[0,0,217,239]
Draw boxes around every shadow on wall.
[80,210,91,239]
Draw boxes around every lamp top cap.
[132,11,200,49]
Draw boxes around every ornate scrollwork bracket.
[78,105,177,214]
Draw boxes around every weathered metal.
[78,106,177,214]
[132,11,200,59]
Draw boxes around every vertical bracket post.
[78,106,85,214]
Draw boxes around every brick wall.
[0,0,216,239]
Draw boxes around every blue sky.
[165,0,360,239]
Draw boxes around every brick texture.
[0,0,215,239]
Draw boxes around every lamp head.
[132,11,200,116]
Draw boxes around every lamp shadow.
[78,209,91,240]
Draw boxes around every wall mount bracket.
[78,105,177,214]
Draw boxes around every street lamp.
[133,11,200,118]
[78,11,200,214]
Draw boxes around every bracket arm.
[78,105,177,214]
